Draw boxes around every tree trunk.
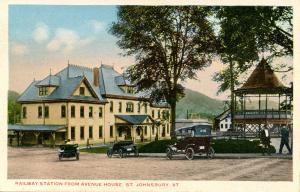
[170,101,176,139]
[229,58,235,130]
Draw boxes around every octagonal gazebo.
[233,59,292,137]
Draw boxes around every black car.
[107,140,139,158]
[58,144,80,160]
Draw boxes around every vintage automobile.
[107,140,139,158]
[58,144,80,161]
[166,124,215,160]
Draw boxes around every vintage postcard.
[0,0,299,192]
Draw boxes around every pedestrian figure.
[259,127,271,155]
[279,125,292,154]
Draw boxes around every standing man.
[260,127,271,155]
[279,125,292,154]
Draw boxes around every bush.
[138,138,276,153]
[138,139,176,153]
[212,139,276,153]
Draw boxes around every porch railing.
[235,110,292,119]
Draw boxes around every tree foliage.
[8,90,21,124]
[213,6,293,93]
[110,6,218,137]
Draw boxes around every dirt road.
[8,147,292,181]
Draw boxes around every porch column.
[51,132,56,147]
[34,132,40,145]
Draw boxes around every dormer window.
[39,87,48,96]
[127,86,135,94]
[79,87,85,96]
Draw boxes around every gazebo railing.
[235,110,292,119]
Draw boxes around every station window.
[71,106,75,118]
[38,106,43,118]
[99,126,103,138]
[89,106,93,118]
[99,107,103,118]
[89,126,93,139]
[44,106,49,118]
[22,107,27,118]
[71,127,75,140]
[80,126,84,140]
[61,105,66,118]
[80,106,84,118]
[79,87,85,96]
[110,126,114,138]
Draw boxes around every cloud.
[88,20,105,33]
[10,42,29,56]
[33,22,49,43]
[47,28,94,53]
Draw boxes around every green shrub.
[138,138,276,153]
[80,147,108,153]
[212,139,276,153]
[138,139,176,153]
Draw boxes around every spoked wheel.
[185,147,194,160]
[207,147,215,159]
[166,148,173,160]
[118,149,124,158]
[107,151,112,158]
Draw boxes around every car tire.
[118,149,124,158]
[185,147,194,160]
[207,147,215,159]
[166,147,173,160]
[107,150,112,158]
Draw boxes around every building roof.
[214,109,231,121]
[115,115,153,125]
[175,119,211,129]
[18,63,168,107]
[235,59,290,94]
[36,75,60,87]
[8,124,66,132]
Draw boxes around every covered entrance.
[8,124,66,146]
[115,115,154,142]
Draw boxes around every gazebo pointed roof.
[235,59,290,94]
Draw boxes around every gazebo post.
[34,132,40,145]
[285,94,288,117]
[278,94,281,119]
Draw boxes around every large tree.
[213,6,293,129]
[110,6,218,138]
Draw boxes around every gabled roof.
[235,59,289,94]
[214,109,231,121]
[115,115,153,125]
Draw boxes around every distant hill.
[8,90,21,124]
[176,89,225,120]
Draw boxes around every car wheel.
[185,147,194,160]
[134,149,139,157]
[166,147,173,160]
[118,149,124,158]
[207,147,215,159]
[107,150,112,158]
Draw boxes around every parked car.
[166,136,215,160]
[167,124,215,160]
[107,140,139,158]
[58,144,79,160]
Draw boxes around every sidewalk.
[139,153,293,159]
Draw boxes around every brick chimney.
[93,68,100,86]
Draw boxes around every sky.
[8,5,292,100]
